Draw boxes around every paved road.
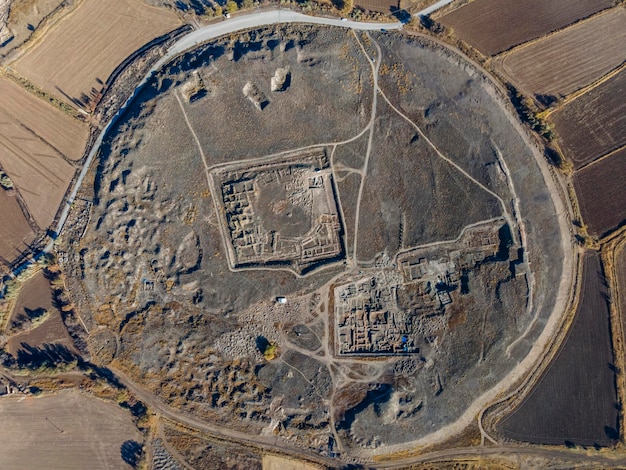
[416,0,456,16]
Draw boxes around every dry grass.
[262,454,323,470]
[498,8,626,98]
[0,390,143,470]
[5,270,75,355]
[13,0,181,110]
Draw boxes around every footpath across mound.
[61,24,567,457]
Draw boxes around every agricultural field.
[0,390,143,469]
[0,0,65,57]
[0,76,88,229]
[354,0,398,13]
[550,68,626,168]
[0,107,75,228]
[573,148,626,238]
[438,0,613,56]
[618,242,626,359]
[59,25,565,456]
[0,189,35,264]
[4,270,74,356]
[12,0,181,110]
[0,77,88,161]
[497,7,626,100]
[498,251,618,446]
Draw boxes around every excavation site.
[61,24,566,457]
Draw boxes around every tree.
[226,0,238,13]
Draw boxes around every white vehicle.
[340,17,347,21]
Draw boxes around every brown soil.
[13,0,181,111]
[0,189,35,263]
[497,8,626,99]
[551,69,626,168]
[0,77,88,160]
[498,251,618,446]
[573,147,626,238]
[439,0,613,56]
[5,270,74,355]
[0,390,143,470]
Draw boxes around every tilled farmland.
[551,69,626,168]
[498,8,626,99]
[13,0,181,111]
[498,251,618,446]
[439,0,612,56]
[573,148,626,237]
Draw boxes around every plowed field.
[0,390,143,470]
[0,189,35,263]
[0,78,88,161]
[573,148,626,237]
[499,251,618,446]
[13,0,180,110]
[439,0,613,56]
[499,8,626,98]
[551,69,626,168]
[0,105,75,228]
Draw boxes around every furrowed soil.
[13,0,181,110]
[498,8,626,99]
[0,390,143,470]
[498,251,618,446]
[550,69,626,168]
[354,0,398,14]
[439,0,613,56]
[573,148,626,238]
[0,77,88,161]
[0,107,75,228]
[0,189,35,263]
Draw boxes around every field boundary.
[4,0,81,63]
[542,61,626,118]
[480,247,584,440]
[491,6,620,61]
[0,67,86,120]
[601,231,626,441]
[575,143,626,174]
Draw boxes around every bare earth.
[439,0,613,56]
[0,189,34,263]
[13,0,181,109]
[498,7,626,98]
[0,390,143,470]
[0,77,88,161]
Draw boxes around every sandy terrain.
[13,0,181,109]
[0,390,143,469]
